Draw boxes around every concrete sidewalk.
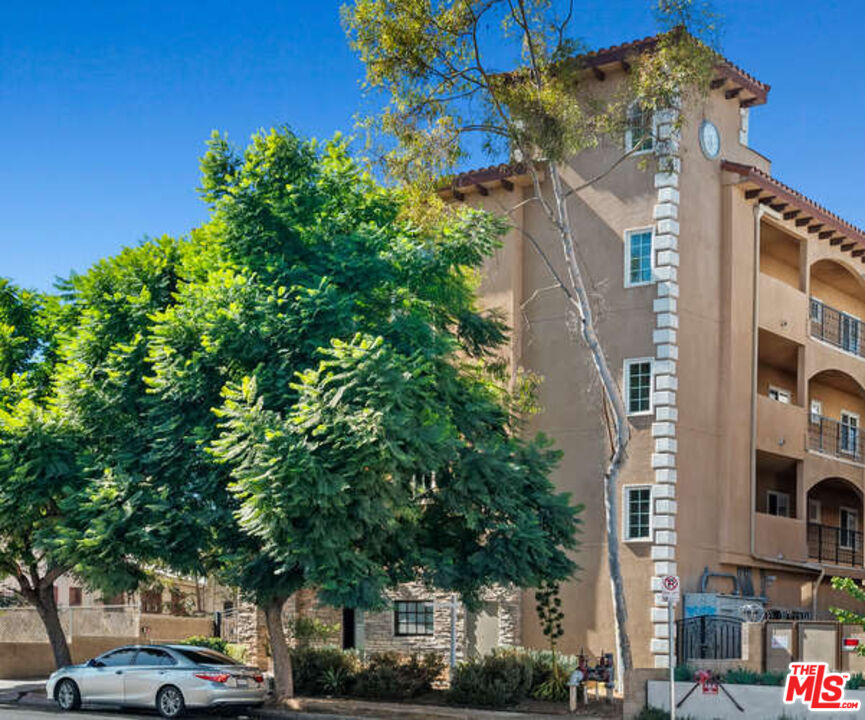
[256,697,606,720]
[0,679,51,708]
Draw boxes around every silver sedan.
[45,644,268,718]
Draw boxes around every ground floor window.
[394,600,434,636]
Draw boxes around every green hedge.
[292,647,361,696]
[354,651,445,700]
[291,648,442,699]
[448,649,534,707]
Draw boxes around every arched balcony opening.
[807,478,863,567]
[810,259,865,358]
[807,370,865,464]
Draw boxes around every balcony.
[757,395,805,458]
[808,416,865,466]
[810,298,865,360]
[756,513,808,562]
[808,522,863,567]
[759,273,807,343]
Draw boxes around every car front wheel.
[156,684,186,718]
[55,678,81,712]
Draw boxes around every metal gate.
[677,615,743,660]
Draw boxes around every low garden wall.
[0,607,215,678]
[0,636,138,679]
[647,680,865,719]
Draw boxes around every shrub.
[637,708,670,720]
[353,651,445,700]
[292,647,360,696]
[847,672,865,690]
[674,664,694,682]
[449,649,533,707]
[722,667,785,686]
[523,649,579,701]
[180,636,229,654]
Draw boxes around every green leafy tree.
[56,128,580,699]
[343,0,718,675]
[830,577,865,639]
[0,282,142,668]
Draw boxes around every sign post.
[661,575,680,720]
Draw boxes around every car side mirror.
[86,658,102,668]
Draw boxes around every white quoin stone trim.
[655,499,677,514]
[656,250,680,267]
[649,116,681,664]
[654,234,678,252]
[655,374,678,391]
[655,406,678,422]
[655,437,677,454]
[653,515,676,530]
[652,422,676,437]
[656,312,679,329]
[654,468,677,483]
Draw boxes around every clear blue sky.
[2,1,863,291]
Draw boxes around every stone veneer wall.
[235,599,270,670]
[282,583,520,661]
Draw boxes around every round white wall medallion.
[699,120,720,159]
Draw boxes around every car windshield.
[174,648,239,666]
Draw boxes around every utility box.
[684,593,765,618]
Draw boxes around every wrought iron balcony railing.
[808,522,863,567]
[808,415,865,464]
[810,298,865,358]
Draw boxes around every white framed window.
[624,358,653,415]
[767,490,791,518]
[841,410,860,457]
[624,228,654,287]
[625,102,655,154]
[810,297,824,324]
[840,507,859,550]
[810,400,823,424]
[808,498,821,524]
[768,386,792,404]
[624,485,652,541]
[841,312,861,355]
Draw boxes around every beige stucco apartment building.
[443,34,865,673]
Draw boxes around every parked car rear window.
[135,648,176,666]
[174,648,238,666]
[100,649,138,666]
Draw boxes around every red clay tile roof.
[451,162,526,191]
[579,33,769,105]
[722,160,865,250]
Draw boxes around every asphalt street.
[0,706,257,719]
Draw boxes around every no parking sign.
[661,575,680,605]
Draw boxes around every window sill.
[624,280,655,289]
[624,536,653,544]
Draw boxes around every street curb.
[255,709,363,720]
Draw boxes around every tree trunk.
[547,162,633,680]
[33,583,73,669]
[264,596,293,700]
